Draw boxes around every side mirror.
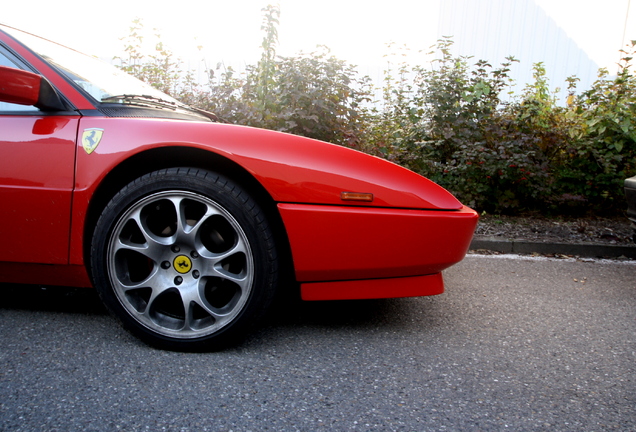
[0,65,67,111]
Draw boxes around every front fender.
[71,117,464,266]
[75,118,461,209]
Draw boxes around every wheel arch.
[82,145,295,285]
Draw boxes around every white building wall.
[438,0,601,102]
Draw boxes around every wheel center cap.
[173,255,192,274]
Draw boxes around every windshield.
[1,25,180,105]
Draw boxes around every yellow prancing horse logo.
[173,255,192,274]
[82,128,104,154]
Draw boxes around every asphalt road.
[1,255,635,431]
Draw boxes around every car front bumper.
[278,203,479,300]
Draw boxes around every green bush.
[365,40,558,213]
[365,38,636,215]
[115,7,370,148]
[115,9,636,217]
[558,45,636,213]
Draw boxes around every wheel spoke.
[112,207,172,262]
[141,283,169,315]
[180,287,223,330]
[115,266,161,291]
[169,196,190,242]
[204,238,248,261]
[198,241,250,287]
[212,264,249,286]
[175,196,219,240]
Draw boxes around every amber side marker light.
[341,192,374,202]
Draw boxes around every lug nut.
[193,270,200,279]
[161,261,171,269]
[174,276,183,285]
[172,245,181,253]
[191,251,199,259]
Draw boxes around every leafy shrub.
[115,8,636,216]
[558,43,636,213]
[114,18,187,97]
[366,39,556,213]
[366,38,636,215]
[115,7,370,148]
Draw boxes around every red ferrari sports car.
[0,24,478,350]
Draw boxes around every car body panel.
[0,262,89,286]
[278,203,478,282]
[301,273,445,301]
[0,115,78,264]
[72,117,463,210]
[67,117,465,268]
[0,25,477,302]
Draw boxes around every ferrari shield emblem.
[82,128,104,154]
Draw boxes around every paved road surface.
[1,255,635,431]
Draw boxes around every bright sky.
[3,0,634,76]
[2,0,439,69]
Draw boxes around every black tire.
[90,168,278,351]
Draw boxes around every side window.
[0,48,41,114]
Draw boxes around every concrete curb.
[470,236,636,259]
